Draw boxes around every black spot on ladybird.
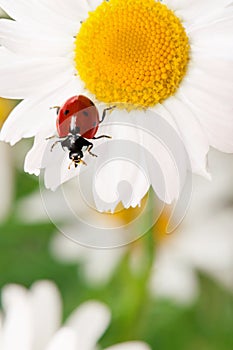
[83,111,89,116]
[64,110,70,115]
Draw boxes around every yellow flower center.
[0,98,16,128]
[74,0,190,108]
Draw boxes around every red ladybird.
[49,95,114,168]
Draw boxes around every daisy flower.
[0,280,151,350]
[0,0,233,211]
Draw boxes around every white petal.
[181,149,233,232]
[1,285,33,350]
[0,142,14,221]
[190,14,233,44]
[80,246,125,285]
[185,64,233,104]
[50,234,87,262]
[51,233,125,283]
[0,77,84,145]
[93,108,186,209]
[105,342,151,350]
[139,108,189,203]
[42,137,86,190]
[39,0,90,22]
[0,19,74,57]
[190,15,233,59]
[87,0,103,11]
[24,126,82,182]
[180,66,233,152]
[0,0,81,35]
[163,95,210,177]
[150,249,199,305]
[16,189,76,223]
[43,148,82,191]
[165,0,232,26]
[93,109,150,211]
[0,48,74,99]
[65,301,111,349]
[24,129,53,176]
[163,0,189,10]
[176,208,233,273]
[46,328,77,350]
[93,157,150,212]
[30,281,62,350]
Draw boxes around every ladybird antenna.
[79,159,87,166]
[68,158,87,169]
[50,105,60,109]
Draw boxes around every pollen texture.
[74,0,190,108]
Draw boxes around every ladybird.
[48,95,115,168]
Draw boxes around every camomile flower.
[0,280,151,350]
[0,0,233,211]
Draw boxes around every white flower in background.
[17,150,233,300]
[150,150,233,304]
[16,182,143,283]
[0,0,233,211]
[150,206,233,305]
[0,98,16,222]
[0,280,151,350]
[50,237,126,286]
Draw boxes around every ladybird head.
[69,147,85,166]
[68,151,87,168]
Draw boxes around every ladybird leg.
[87,144,97,157]
[92,135,112,139]
[49,106,60,115]
[49,136,68,152]
[46,136,67,142]
[99,106,116,123]
[50,140,61,152]
[46,135,56,140]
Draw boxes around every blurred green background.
[0,144,233,350]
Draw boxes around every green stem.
[117,189,156,340]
